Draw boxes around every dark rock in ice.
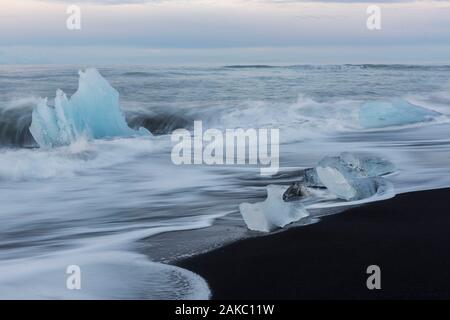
[283,182,310,202]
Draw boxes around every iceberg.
[315,153,394,201]
[239,185,309,232]
[359,99,440,129]
[29,68,150,148]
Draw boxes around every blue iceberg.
[359,99,440,129]
[29,68,150,148]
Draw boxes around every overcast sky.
[1,0,450,64]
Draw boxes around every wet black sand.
[178,188,450,299]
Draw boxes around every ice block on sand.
[315,153,391,201]
[240,185,309,232]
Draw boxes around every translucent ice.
[359,99,440,129]
[316,165,378,201]
[339,152,395,177]
[29,68,150,148]
[302,168,325,188]
[239,185,309,232]
[315,153,393,201]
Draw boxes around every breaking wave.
[1,97,447,148]
[0,97,37,147]
[223,64,450,71]
[225,65,278,69]
[1,66,448,149]
[2,65,450,299]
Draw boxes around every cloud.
[6,0,449,50]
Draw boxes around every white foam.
[0,135,168,180]
[0,214,225,300]
[0,251,209,300]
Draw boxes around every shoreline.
[177,188,450,299]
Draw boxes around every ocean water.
[0,64,450,299]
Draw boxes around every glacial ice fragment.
[315,153,391,201]
[239,185,309,232]
[339,152,395,177]
[359,99,440,129]
[29,98,61,149]
[302,168,325,188]
[29,68,150,148]
[316,164,378,201]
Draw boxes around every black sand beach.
[178,188,450,300]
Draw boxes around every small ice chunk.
[239,185,309,232]
[291,153,393,201]
[316,165,378,201]
[359,99,440,129]
[316,154,385,201]
[299,152,393,190]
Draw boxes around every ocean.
[0,64,449,299]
